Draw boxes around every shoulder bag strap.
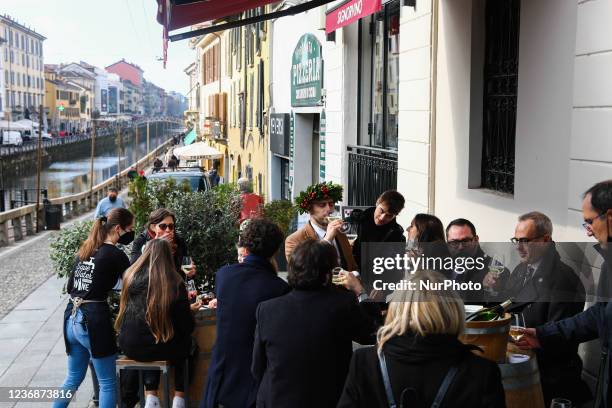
[430,365,459,408]
[377,349,397,408]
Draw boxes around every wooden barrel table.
[459,313,511,363]
[498,356,545,408]
[190,307,217,406]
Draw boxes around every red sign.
[325,0,382,34]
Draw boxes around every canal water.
[1,131,171,210]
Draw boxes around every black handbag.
[377,349,458,408]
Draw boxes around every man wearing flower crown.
[285,182,358,271]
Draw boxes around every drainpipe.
[427,0,440,213]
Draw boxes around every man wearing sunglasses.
[518,180,612,408]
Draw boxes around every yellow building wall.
[225,9,271,198]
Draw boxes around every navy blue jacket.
[537,243,611,407]
[201,255,289,408]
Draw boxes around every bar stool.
[115,357,189,408]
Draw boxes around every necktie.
[523,265,535,287]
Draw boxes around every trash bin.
[45,204,62,230]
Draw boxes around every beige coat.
[285,221,358,272]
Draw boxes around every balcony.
[347,145,398,206]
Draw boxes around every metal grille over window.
[481,0,520,194]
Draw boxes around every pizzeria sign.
[291,34,323,107]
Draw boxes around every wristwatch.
[357,291,369,303]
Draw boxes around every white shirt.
[310,219,342,266]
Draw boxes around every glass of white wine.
[485,254,505,296]
[182,256,193,275]
[332,267,344,285]
[510,312,526,342]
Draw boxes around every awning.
[174,142,223,160]
[326,0,381,34]
[156,0,278,32]
[155,0,337,48]
[183,128,196,145]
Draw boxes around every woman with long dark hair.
[53,207,134,408]
[406,213,453,277]
[116,239,197,408]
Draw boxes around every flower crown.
[295,182,343,214]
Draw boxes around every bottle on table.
[466,299,513,322]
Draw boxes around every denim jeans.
[53,309,117,408]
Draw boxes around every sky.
[1,0,194,95]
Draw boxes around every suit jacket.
[251,288,377,408]
[499,244,590,405]
[201,255,289,408]
[284,221,358,271]
[538,244,610,408]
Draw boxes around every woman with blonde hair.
[116,239,198,408]
[338,270,505,408]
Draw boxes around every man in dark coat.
[352,190,405,285]
[202,219,289,408]
[494,211,589,405]
[519,180,612,408]
[252,240,378,408]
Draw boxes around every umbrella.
[173,142,223,160]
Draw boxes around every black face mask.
[109,195,117,203]
[118,230,135,245]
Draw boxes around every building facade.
[44,66,83,133]
[0,15,46,121]
[56,63,96,130]
[193,7,272,195]
[93,68,123,117]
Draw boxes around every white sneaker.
[172,396,185,408]
[145,394,161,408]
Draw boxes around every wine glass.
[484,254,505,297]
[549,398,572,408]
[332,267,344,285]
[510,313,526,342]
[181,256,193,275]
[326,212,350,233]
[346,233,358,246]
[185,279,197,303]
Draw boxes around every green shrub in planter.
[167,187,241,291]
[49,220,94,284]
[263,200,297,237]
[128,177,191,233]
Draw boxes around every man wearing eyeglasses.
[518,180,612,408]
[446,218,509,302]
[498,211,588,405]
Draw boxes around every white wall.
[569,0,612,237]
[270,8,347,198]
[434,0,578,242]
[396,1,435,229]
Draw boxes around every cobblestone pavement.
[0,211,93,320]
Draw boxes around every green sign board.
[291,34,323,107]
[319,110,326,180]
